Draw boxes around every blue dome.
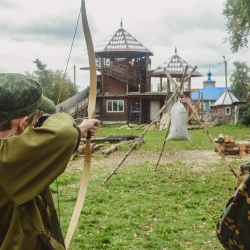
[203,70,216,83]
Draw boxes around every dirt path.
[92,150,221,168]
[69,149,250,172]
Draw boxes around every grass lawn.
[51,123,250,249]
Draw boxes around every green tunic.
[0,113,79,250]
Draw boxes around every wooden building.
[191,70,226,111]
[82,22,167,124]
[88,29,201,123]
[211,88,240,124]
[148,47,202,95]
[71,25,201,124]
[147,48,202,116]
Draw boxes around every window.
[107,100,124,112]
[203,102,210,111]
[225,107,231,115]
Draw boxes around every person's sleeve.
[0,113,79,205]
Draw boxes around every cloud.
[0,0,249,91]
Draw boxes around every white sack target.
[166,100,191,141]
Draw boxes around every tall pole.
[223,56,228,89]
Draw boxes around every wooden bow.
[64,1,97,249]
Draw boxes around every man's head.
[0,73,56,135]
[0,73,55,121]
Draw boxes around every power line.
[196,62,224,69]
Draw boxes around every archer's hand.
[78,119,100,138]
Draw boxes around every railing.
[103,61,146,90]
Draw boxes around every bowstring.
[56,7,82,223]
[57,8,82,105]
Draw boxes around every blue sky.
[0,0,249,91]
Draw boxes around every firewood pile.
[70,135,144,160]
[214,134,250,157]
[187,125,202,130]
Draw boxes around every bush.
[239,102,250,126]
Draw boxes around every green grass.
[51,123,250,249]
[96,123,250,152]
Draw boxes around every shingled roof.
[192,85,227,101]
[213,88,239,106]
[94,21,153,57]
[149,48,202,78]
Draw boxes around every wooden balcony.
[103,61,146,92]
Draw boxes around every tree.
[26,59,78,104]
[239,102,250,125]
[223,0,250,52]
[230,61,250,100]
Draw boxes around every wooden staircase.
[103,61,146,91]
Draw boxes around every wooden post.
[198,91,201,119]
[146,54,149,92]
[156,65,189,165]
[155,117,171,170]
[101,62,104,96]
[149,75,151,92]
[103,66,197,183]
[167,78,170,96]
[127,66,129,87]
[118,64,120,81]
[139,75,141,93]
[104,88,179,183]
[201,92,203,121]
[164,68,237,178]
[139,98,142,123]
[186,106,190,122]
